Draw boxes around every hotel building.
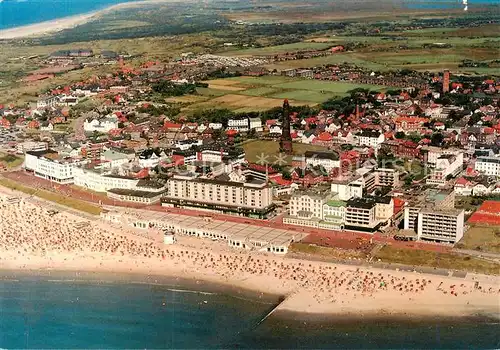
[25,149,88,184]
[161,173,274,218]
[403,189,464,243]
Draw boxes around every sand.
[0,0,185,40]
[0,186,499,319]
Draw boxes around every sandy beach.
[0,0,183,40]
[0,186,499,319]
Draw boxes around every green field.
[374,245,500,275]
[456,225,500,254]
[193,75,392,111]
[239,86,281,97]
[274,80,386,93]
[243,139,328,165]
[223,42,333,56]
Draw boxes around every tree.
[430,133,444,147]
[282,170,292,180]
[395,131,405,139]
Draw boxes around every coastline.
[0,0,182,40]
[0,186,499,320]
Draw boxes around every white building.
[416,208,464,244]
[422,146,463,167]
[356,130,385,148]
[162,173,274,218]
[331,177,363,201]
[227,118,249,132]
[475,156,500,177]
[84,115,119,133]
[295,151,340,172]
[249,117,263,132]
[426,153,464,186]
[74,166,166,195]
[36,96,59,109]
[284,188,346,230]
[403,189,463,244]
[138,150,168,168]
[100,148,135,168]
[16,141,48,154]
[208,122,223,130]
[25,150,88,183]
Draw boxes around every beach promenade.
[1,185,499,318]
[2,170,451,255]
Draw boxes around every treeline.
[151,82,208,97]
[186,104,320,128]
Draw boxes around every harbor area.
[100,207,308,254]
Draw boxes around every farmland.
[184,76,391,112]
[220,27,500,74]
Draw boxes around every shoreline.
[0,186,499,320]
[0,0,183,40]
[1,268,499,324]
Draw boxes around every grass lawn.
[456,225,500,254]
[374,245,500,275]
[274,80,387,94]
[0,177,102,215]
[223,42,333,56]
[243,139,328,165]
[289,242,368,260]
[271,89,338,103]
[0,153,24,169]
[239,86,281,97]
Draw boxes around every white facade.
[475,156,500,177]
[426,153,464,186]
[356,132,385,148]
[331,180,363,201]
[74,167,139,192]
[208,122,223,130]
[227,118,249,132]
[249,117,263,132]
[417,209,464,244]
[36,96,59,109]
[164,174,272,211]
[84,115,119,133]
[25,151,88,184]
[138,151,168,168]
[17,141,48,154]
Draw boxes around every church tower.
[279,99,293,154]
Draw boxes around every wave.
[166,288,216,296]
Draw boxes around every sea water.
[1,0,499,31]
[0,0,139,30]
[0,276,499,349]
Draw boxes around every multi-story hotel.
[417,208,464,244]
[161,172,274,218]
[24,149,88,183]
[403,189,464,243]
[345,196,393,231]
[284,187,346,230]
